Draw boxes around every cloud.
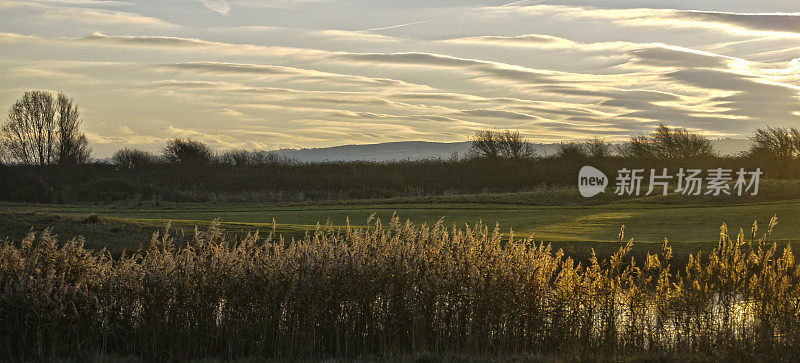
[308,30,400,43]
[77,32,330,59]
[624,45,732,69]
[198,0,230,15]
[446,34,576,48]
[82,32,209,47]
[681,11,800,35]
[4,0,800,154]
[30,0,132,5]
[459,109,538,120]
[335,52,558,87]
[153,62,306,76]
[483,5,800,37]
[0,32,43,42]
[666,68,800,124]
[338,53,481,68]
[39,6,174,26]
[150,61,431,90]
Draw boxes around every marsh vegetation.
[2,215,800,360]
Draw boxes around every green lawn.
[3,199,799,245]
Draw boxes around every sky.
[1,0,800,157]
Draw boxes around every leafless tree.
[1,91,56,165]
[56,93,90,164]
[498,129,535,159]
[469,129,501,159]
[556,142,588,160]
[163,138,215,165]
[112,148,158,169]
[470,129,534,159]
[749,127,799,159]
[617,124,713,159]
[0,91,90,165]
[586,136,612,159]
[650,124,713,159]
[616,134,651,158]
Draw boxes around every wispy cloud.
[198,0,230,15]
[149,61,432,90]
[2,1,800,154]
[1,1,176,27]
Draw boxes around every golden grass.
[1,215,799,360]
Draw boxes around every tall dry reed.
[1,215,798,360]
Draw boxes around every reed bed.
[1,215,799,360]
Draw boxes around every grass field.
[3,191,799,260]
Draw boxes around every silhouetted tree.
[556,142,588,161]
[112,148,158,169]
[0,90,90,165]
[469,129,501,159]
[163,138,214,165]
[498,129,534,159]
[651,124,713,159]
[219,149,292,167]
[55,93,90,164]
[470,129,534,159]
[747,127,800,178]
[617,134,652,159]
[618,124,713,160]
[748,127,799,159]
[1,91,56,165]
[586,137,612,159]
[220,149,257,167]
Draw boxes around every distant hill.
[273,141,472,162]
[271,139,751,162]
[711,138,752,156]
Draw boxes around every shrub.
[586,137,612,159]
[470,129,534,160]
[555,141,588,161]
[618,124,714,160]
[112,148,158,169]
[748,127,799,159]
[218,149,292,167]
[163,138,214,166]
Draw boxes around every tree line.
[2,90,800,167]
[2,90,799,203]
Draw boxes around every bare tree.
[617,124,713,159]
[556,142,588,160]
[1,91,56,165]
[498,129,534,159]
[748,127,798,159]
[470,129,534,159]
[617,134,651,159]
[0,91,90,165]
[163,138,215,165]
[220,149,255,167]
[469,129,501,159]
[650,124,713,159]
[56,93,90,164]
[792,128,800,156]
[112,148,158,169]
[586,136,612,159]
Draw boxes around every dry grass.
[1,215,799,360]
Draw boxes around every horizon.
[86,137,753,162]
[2,1,800,157]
